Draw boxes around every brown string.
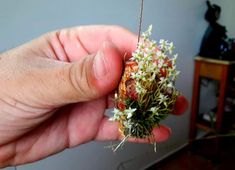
[137,0,144,43]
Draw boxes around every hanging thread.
[137,0,144,43]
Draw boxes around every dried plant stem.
[113,134,131,152]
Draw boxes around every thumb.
[41,41,123,106]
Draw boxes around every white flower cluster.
[110,108,137,121]
[130,25,179,99]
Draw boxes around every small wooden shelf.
[196,121,216,133]
[189,56,235,140]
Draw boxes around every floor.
[146,136,235,170]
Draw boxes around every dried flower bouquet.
[110,25,180,151]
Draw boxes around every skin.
[0,25,188,168]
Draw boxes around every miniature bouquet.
[110,25,180,151]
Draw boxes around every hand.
[0,25,188,167]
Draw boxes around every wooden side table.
[189,56,235,140]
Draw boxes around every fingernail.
[93,47,108,79]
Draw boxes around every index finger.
[173,95,189,115]
[57,25,138,61]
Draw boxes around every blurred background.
[1,0,235,170]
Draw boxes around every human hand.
[0,25,188,167]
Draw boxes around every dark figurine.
[199,1,228,59]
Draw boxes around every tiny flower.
[168,42,174,54]
[167,82,174,88]
[156,50,163,57]
[158,93,168,106]
[159,39,168,50]
[110,108,123,121]
[149,107,159,115]
[125,108,137,119]
[158,77,166,85]
[113,108,119,114]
